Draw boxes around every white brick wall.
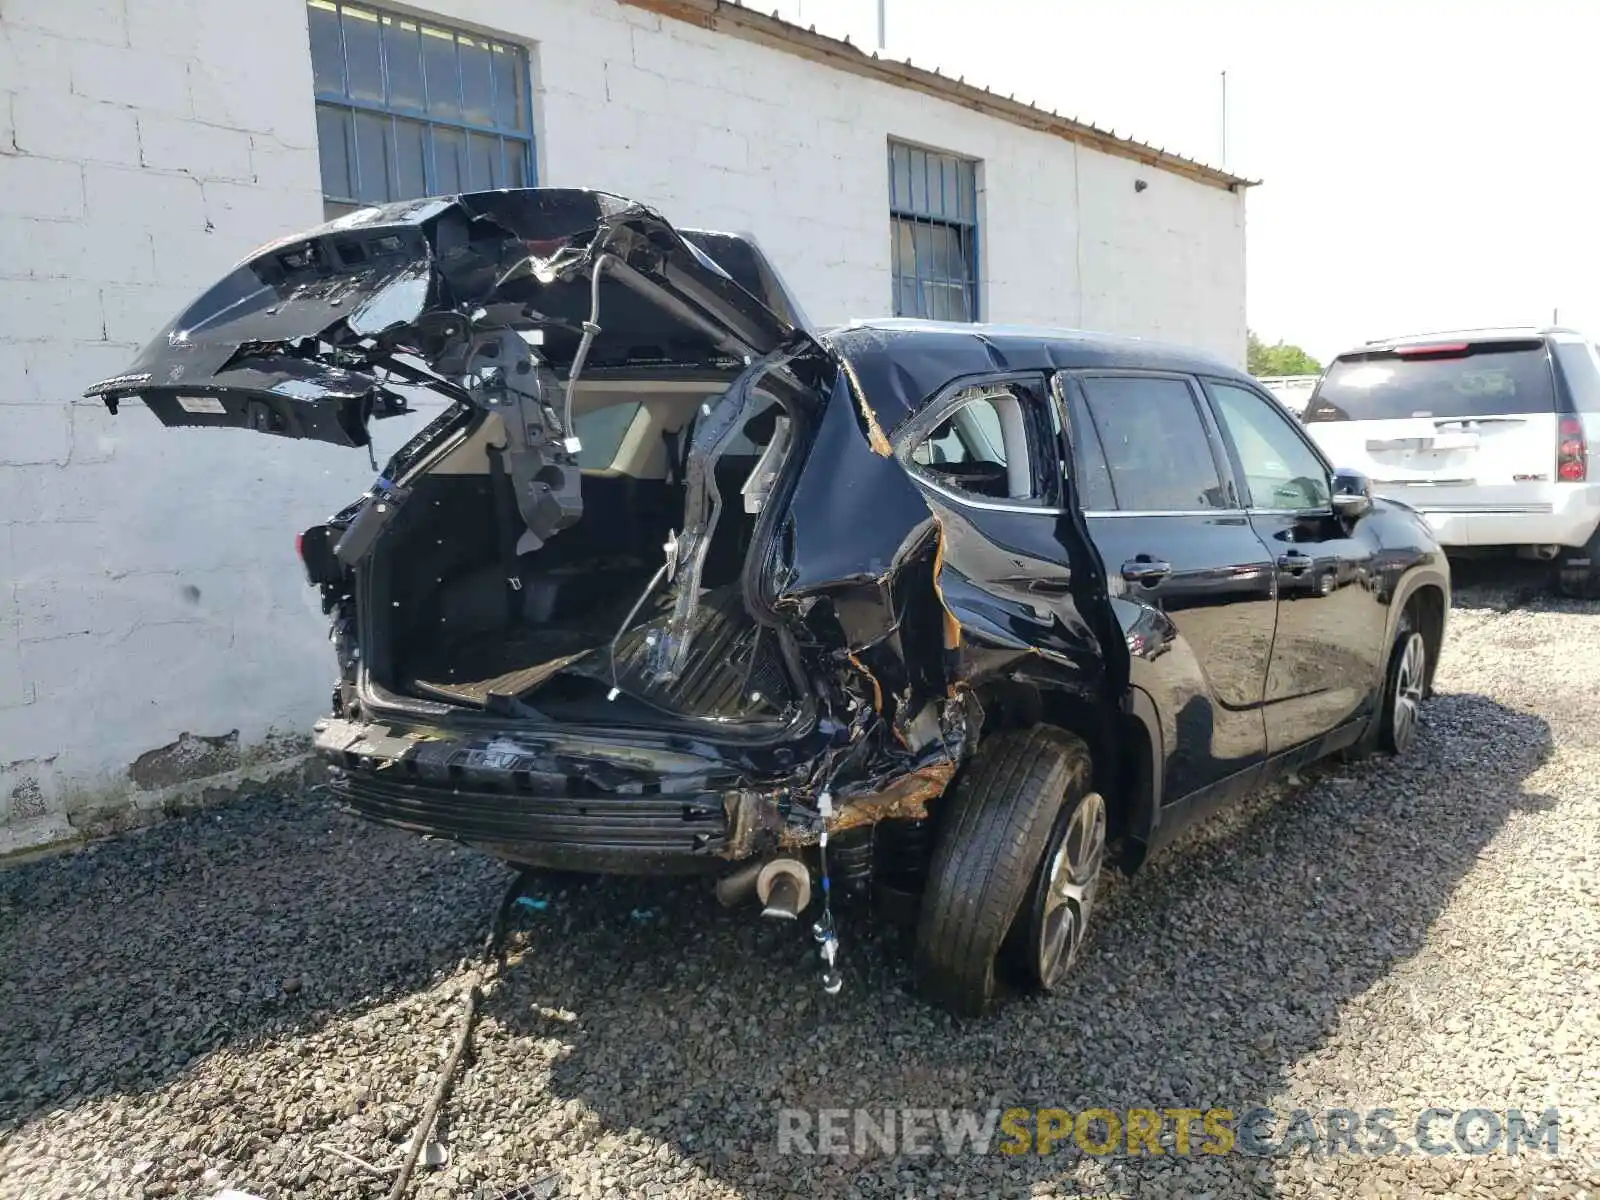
[517,0,1243,350]
[0,0,1246,852]
[0,0,363,851]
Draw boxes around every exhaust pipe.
[756,858,812,920]
[714,860,765,909]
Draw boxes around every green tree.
[1248,330,1322,377]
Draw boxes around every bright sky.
[769,0,1600,362]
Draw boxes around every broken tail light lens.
[1558,417,1588,482]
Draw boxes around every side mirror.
[1331,468,1374,521]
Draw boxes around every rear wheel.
[914,727,1100,1017]
[1556,525,1600,599]
[1006,785,1106,992]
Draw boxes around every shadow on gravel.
[0,792,505,1133]
[481,692,1554,1198]
[0,689,1555,1199]
[1447,555,1599,615]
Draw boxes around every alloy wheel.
[1392,630,1427,754]
[1035,790,1106,989]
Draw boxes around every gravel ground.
[3,563,1599,1200]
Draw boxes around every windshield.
[1304,340,1555,422]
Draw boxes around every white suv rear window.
[1305,340,1554,422]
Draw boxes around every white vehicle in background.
[1303,327,1600,596]
[1256,373,1320,419]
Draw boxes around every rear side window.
[1553,342,1600,413]
[1077,376,1230,511]
[1305,340,1555,422]
[907,383,1054,504]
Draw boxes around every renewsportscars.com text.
[776,1106,1562,1158]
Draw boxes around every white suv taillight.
[1558,417,1588,482]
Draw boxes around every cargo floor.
[406,627,602,706]
[400,585,796,718]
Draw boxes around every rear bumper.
[313,710,962,874]
[329,769,732,874]
[313,716,771,875]
[1382,484,1600,548]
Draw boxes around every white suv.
[1304,327,1600,596]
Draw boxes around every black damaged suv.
[88,189,1450,1015]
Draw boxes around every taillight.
[1558,417,1588,482]
[295,531,305,561]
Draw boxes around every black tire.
[914,726,1094,1017]
[1003,777,1107,993]
[1556,527,1600,599]
[1376,608,1428,756]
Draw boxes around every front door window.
[1208,382,1331,511]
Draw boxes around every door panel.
[1087,513,1275,798]
[1247,511,1384,749]
[1061,372,1275,807]
[1204,378,1386,751]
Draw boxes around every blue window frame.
[307,0,535,211]
[888,140,979,322]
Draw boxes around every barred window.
[888,141,980,322]
[307,0,535,216]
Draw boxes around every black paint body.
[85,188,1450,876]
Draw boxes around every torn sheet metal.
[826,762,957,834]
[92,186,1116,878]
[85,189,828,446]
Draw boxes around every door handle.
[1120,557,1172,587]
[1277,550,1312,575]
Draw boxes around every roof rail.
[1363,325,1545,345]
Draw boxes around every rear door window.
[1305,340,1556,422]
[1076,376,1231,511]
[1060,389,1117,511]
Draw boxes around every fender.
[1380,562,1451,687]
[1347,556,1450,751]
[1359,499,1452,689]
